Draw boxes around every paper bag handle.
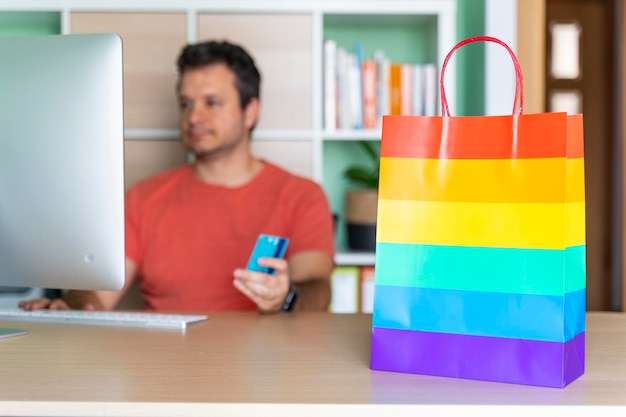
[440,35,524,116]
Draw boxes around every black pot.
[346,222,376,252]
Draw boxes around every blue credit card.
[246,234,289,275]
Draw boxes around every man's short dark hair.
[176,40,261,110]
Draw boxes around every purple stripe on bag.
[370,327,585,388]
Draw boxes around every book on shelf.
[389,63,402,116]
[374,49,390,128]
[412,64,424,116]
[423,63,438,116]
[348,49,363,129]
[328,265,376,314]
[323,39,337,131]
[329,266,360,314]
[336,47,351,130]
[400,63,414,116]
[322,40,440,131]
[349,42,364,130]
[361,59,378,130]
[360,265,375,314]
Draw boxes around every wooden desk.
[0,312,625,416]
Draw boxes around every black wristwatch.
[280,283,298,312]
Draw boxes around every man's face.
[178,63,258,160]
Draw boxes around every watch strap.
[280,282,298,312]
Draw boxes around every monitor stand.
[0,328,28,339]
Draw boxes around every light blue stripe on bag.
[372,285,586,342]
[375,242,586,295]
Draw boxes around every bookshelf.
[0,0,478,265]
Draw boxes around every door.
[546,0,617,310]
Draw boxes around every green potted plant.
[343,140,380,252]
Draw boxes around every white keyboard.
[0,309,208,330]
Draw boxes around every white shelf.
[124,129,316,141]
[0,1,460,263]
[335,251,376,266]
[124,128,384,141]
[0,0,456,14]
[124,129,179,140]
[322,129,382,141]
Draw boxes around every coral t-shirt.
[125,162,335,311]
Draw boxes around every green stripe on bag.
[374,242,586,295]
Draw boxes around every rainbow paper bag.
[370,36,586,388]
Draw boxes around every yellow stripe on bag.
[379,157,585,203]
[377,200,586,248]
[566,201,585,247]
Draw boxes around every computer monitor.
[0,33,125,332]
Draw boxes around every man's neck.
[193,153,264,188]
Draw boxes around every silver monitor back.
[0,33,125,291]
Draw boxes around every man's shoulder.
[263,162,321,191]
[261,163,329,212]
[127,165,191,199]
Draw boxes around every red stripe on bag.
[567,114,584,158]
[380,113,583,159]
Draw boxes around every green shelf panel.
[321,2,487,252]
[0,12,61,36]
[455,0,486,116]
[324,14,438,65]
[323,140,380,252]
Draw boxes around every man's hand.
[18,297,94,311]
[233,257,290,313]
[18,293,98,311]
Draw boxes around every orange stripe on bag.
[379,157,584,203]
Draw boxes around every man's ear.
[244,97,260,130]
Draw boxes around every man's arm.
[287,250,333,311]
[233,179,335,313]
[87,258,139,309]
